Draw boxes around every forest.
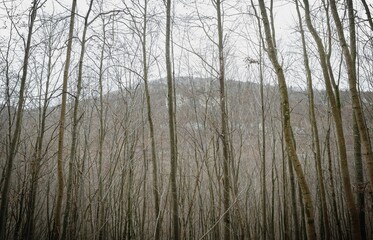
[0,0,373,239]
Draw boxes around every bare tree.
[302,0,361,238]
[22,14,63,240]
[330,0,373,204]
[0,1,39,238]
[165,0,180,239]
[256,0,316,239]
[294,1,330,238]
[122,0,162,237]
[53,0,77,238]
[213,0,232,239]
[61,1,94,238]
[0,0,373,239]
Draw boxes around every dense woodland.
[1,0,373,239]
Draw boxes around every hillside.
[2,77,372,239]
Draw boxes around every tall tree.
[22,15,61,240]
[259,41,267,240]
[141,1,162,238]
[165,0,180,239]
[256,1,316,239]
[0,1,39,238]
[62,1,94,238]
[215,0,232,239]
[295,1,330,238]
[97,16,109,240]
[302,0,361,238]
[123,0,162,237]
[53,0,77,238]
[330,0,373,203]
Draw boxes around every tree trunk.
[216,1,231,239]
[141,1,161,238]
[330,0,373,208]
[258,43,267,240]
[295,1,330,238]
[325,122,342,239]
[97,19,107,240]
[270,122,276,240]
[23,33,53,240]
[302,1,361,238]
[353,113,367,240]
[0,1,38,238]
[62,2,93,239]
[53,0,77,238]
[288,146,299,240]
[257,1,316,239]
[165,0,180,239]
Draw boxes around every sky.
[1,0,371,98]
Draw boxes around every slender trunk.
[257,1,316,239]
[330,0,373,206]
[353,113,367,240]
[126,145,135,239]
[140,99,150,237]
[295,1,330,238]
[303,1,361,238]
[0,2,38,238]
[141,1,161,238]
[271,122,276,240]
[279,126,288,240]
[216,1,231,239]
[98,20,107,240]
[62,2,93,239]
[259,44,267,240]
[282,139,289,240]
[325,121,342,239]
[165,0,180,239]
[297,183,307,240]
[288,148,299,240]
[23,36,53,240]
[53,0,77,238]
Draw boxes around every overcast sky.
[1,0,370,93]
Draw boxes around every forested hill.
[1,0,372,239]
[1,77,372,239]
